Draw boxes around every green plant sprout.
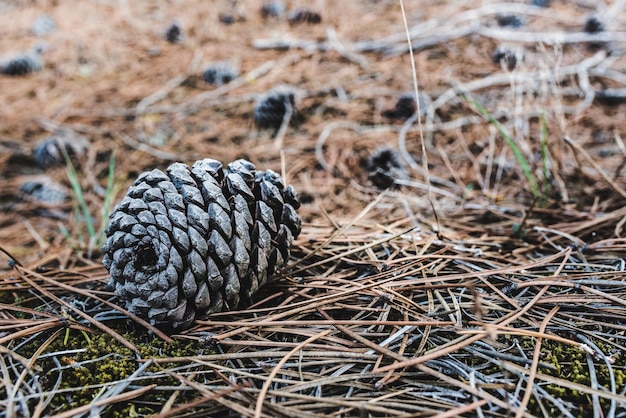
[463,94,541,200]
[540,111,552,198]
[61,148,116,257]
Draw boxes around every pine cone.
[531,0,550,7]
[20,177,68,205]
[254,86,296,131]
[382,92,429,120]
[32,15,57,36]
[164,22,184,44]
[288,8,322,24]
[495,14,523,28]
[261,2,285,19]
[202,62,239,85]
[584,15,604,34]
[367,147,407,189]
[492,47,522,71]
[0,53,43,76]
[33,134,89,169]
[102,158,302,330]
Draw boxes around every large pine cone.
[102,158,302,330]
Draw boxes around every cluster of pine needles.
[1,0,626,417]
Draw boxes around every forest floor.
[1,0,626,417]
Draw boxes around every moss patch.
[531,339,624,417]
[16,327,204,417]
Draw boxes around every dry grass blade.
[254,329,332,418]
[564,136,626,199]
[516,305,559,418]
[12,265,138,353]
[430,399,488,418]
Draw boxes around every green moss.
[531,339,625,416]
[16,327,204,416]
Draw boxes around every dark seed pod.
[261,2,285,18]
[165,22,184,44]
[254,86,296,131]
[102,158,302,330]
[288,7,321,24]
[202,62,239,85]
[0,53,43,76]
[367,147,407,189]
[33,134,89,169]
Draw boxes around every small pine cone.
[254,86,296,131]
[496,14,523,28]
[20,177,68,205]
[219,14,235,25]
[202,62,239,85]
[261,2,285,18]
[584,15,604,34]
[595,88,626,105]
[492,46,522,71]
[0,53,43,76]
[32,15,57,36]
[383,92,429,120]
[19,177,69,219]
[288,7,322,24]
[102,158,302,330]
[531,0,550,7]
[33,134,89,169]
[165,22,184,44]
[367,147,407,189]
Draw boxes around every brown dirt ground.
[1,0,626,416]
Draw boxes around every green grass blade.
[463,95,541,199]
[95,151,116,248]
[61,147,96,240]
[59,222,79,251]
[540,111,551,198]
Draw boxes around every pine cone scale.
[208,203,232,238]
